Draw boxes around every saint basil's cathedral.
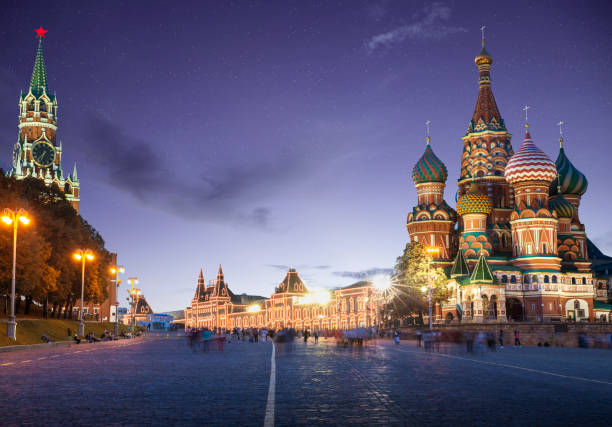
[407,39,611,322]
[6,29,80,212]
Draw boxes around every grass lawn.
[0,319,134,347]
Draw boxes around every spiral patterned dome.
[456,182,493,216]
[412,142,448,184]
[551,145,588,196]
[505,131,557,185]
[549,193,575,219]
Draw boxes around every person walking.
[499,329,504,348]
[514,329,521,347]
[314,331,319,343]
[416,330,422,348]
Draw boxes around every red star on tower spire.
[35,27,48,38]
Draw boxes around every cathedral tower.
[407,133,457,261]
[505,125,560,271]
[549,129,590,270]
[9,28,80,212]
[458,38,514,255]
[456,181,493,258]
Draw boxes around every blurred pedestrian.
[514,329,521,347]
[499,329,504,348]
[314,331,319,343]
[416,330,422,347]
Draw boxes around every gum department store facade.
[185,40,612,330]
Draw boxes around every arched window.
[572,277,576,285]
[552,276,558,284]
[501,275,508,283]
[574,300,580,310]
[64,183,71,194]
[524,275,531,284]
[510,275,516,284]
[582,277,586,284]
[544,275,550,284]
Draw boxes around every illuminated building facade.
[184,267,379,330]
[407,38,612,323]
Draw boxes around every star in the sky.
[35,26,48,38]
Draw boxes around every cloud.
[78,112,302,228]
[333,267,393,279]
[366,2,467,53]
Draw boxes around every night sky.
[1,1,611,312]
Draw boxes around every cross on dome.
[522,105,530,129]
[480,25,486,47]
[425,120,431,145]
[557,121,565,147]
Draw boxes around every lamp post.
[1,208,30,340]
[110,265,125,336]
[424,246,440,331]
[127,277,140,332]
[73,249,95,337]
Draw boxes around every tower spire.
[30,28,49,97]
[425,120,431,145]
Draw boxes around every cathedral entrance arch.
[505,298,523,321]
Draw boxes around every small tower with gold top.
[407,122,457,262]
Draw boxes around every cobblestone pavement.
[1,334,611,426]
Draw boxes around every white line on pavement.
[1,362,14,366]
[392,347,612,386]
[21,360,31,363]
[264,341,276,427]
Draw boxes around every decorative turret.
[457,181,493,258]
[549,123,587,227]
[194,269,206,301]
[213,265,229,297]
[450,250,470,278]
[506,113,561,272]
[407,123,457,261]
[458,32,514,254]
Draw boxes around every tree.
[384,242,450,323]
[0,175,112,316]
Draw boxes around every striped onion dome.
[551,144,588,196]
[505,131,557,185]
[412,140,448,184]
[456,181,493,216]
[549,193,575,219]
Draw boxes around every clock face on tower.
[12,143,21,169]
[32,141,55,167]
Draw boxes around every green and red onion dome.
[412,141,448,184]
[456,182,493,216]
[550,145,588,196]
[505,131,557,185]
[549,193,575,219]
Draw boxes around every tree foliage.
[0,175,112,314]
[383,242,450,322]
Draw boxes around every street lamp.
[110,265,125,336]
[73,249,95,336]
[1,208,30,340]
[127,277,140,332]
[424,246,440,331]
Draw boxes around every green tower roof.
[450,250,470,278]
[469,254,494,283]
[30,38,48,97]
